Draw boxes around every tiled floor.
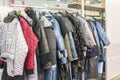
[111,75,120,80]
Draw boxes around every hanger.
[24,7,32,12]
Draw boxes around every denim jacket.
[88,20,110,62]
[45,13,68,64]
[95,21,110,61]
[95,21,110,46]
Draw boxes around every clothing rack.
[0,2,109,80]
[85,14,105,19]
[57,3,105,17]
[68,3,105,19]
[70,3,104,19]
[11,4,77,12]
[67,3,105,12]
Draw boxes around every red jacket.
[19,17,39,75]
[0,60,4,68]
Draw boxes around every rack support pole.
[81,0,85,17]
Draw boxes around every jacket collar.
[41,16,53,28]
[4,11,17,23]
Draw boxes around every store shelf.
[67,3,105,12]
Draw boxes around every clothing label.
[58,51,61,58]
[58,50,67,58]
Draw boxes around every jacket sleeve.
[95,21,110,46]
[51,17,68,64]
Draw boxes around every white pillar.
[81,0,85,17]
[106,0,120,79]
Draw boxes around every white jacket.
[0,18,28,76]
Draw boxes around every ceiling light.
[57,0,61,1]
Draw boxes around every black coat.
[53,15,73,37]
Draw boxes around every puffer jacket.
[0,18,28,76]
[25,9,50,55]
[19,17,39,75]
[25,9,50,79]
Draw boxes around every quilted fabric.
[19,17,39,74]
[14,20,28,76]
[0,18,28,76]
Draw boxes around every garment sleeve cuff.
[0,64,4,68]
[26,69,34,75]
[58,57,68,64]
[57,49,68,64]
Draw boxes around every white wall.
[0,0,10,6]
[106,0,120,80]
[0,7,13,21]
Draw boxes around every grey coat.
[40,16,56,69]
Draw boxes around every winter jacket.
[45,12,68,64]
[54,15,78,61]
[25,10,50,80]
[19,17,39,75]
[41,16,56,69]
[25,9,50,55]
[66,14,87,57]
[28,54,38,80]
[1,63,26,80]
[94,20,110,62]
[74,16,90,48]
[53,15,73,37]
[0,18,28,76]
[77,17,96,48]
[95,21,110,46]
[53,15,76,61]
